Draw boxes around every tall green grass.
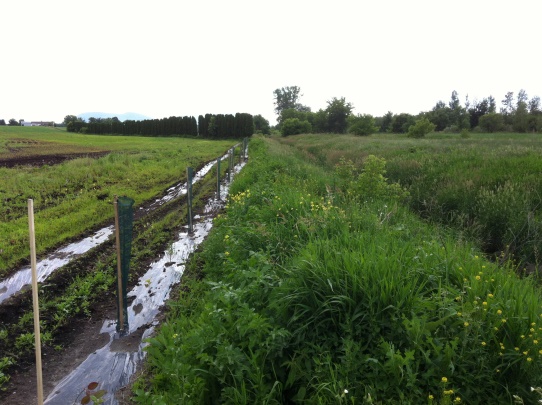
[135,136,542,404]
[277,133,542,267]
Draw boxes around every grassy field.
[277,132,542,267]
[0,126,235,274]
[135,135,542,404]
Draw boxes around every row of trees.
[0,119,23,126]
[64,113,255,139]
[197,113,254,138]
[419,90,542,133]
[66,116,198,137]
[273,86,542,136]
[274,87,360,135]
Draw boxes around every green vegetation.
[272,86,541,136]
[277,132,542,266]
[0,126,234,275]
[407,118,436,138]
[281,118,312,136]
[64,112,254,139]
[348,114,378,136]
[135,136,542,404]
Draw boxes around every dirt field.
[0,151,110,168]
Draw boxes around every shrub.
[281,118,312,136]
[347,114,377,136]
[407,118,436,138]
[335,155,409,203]
[479,113,504,132]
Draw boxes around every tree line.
[197,113,255,139]
[0,119,23,126]
[63,113,255,139]
[273,86,542,136]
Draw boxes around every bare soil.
[3,301,115,405]
[0,152,110,168]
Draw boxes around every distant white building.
[21,121,54,127]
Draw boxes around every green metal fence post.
[217,157,221,200]
[186,167,194,233]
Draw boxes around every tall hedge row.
[67,113,254,139]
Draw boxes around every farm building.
[21,121,55,127]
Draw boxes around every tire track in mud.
[0,158,219,305]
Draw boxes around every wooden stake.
[28,199,44,405]
[114,196,124,331]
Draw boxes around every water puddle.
[0,229,113,304]
[44,160,245,405]
[0,156,229,305]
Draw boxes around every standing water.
[0,158,222,305]
[44,159,246,405]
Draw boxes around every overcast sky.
[2,0,540,125]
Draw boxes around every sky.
[2,0,541,125]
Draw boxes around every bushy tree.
[281,118,311,136]
[479,113,504,132]
[379,111,393,132]
[311,109,329,133]
[253,114,270,135]
[468,98,491,128]
[63,115,83,126]
[514,99,529,132]
[278,108,310,127]
[273,86,310,117]
[348,114,377,136]
[8,118,18,126]
[391,113,415,133]
[0,119,5,126]
[427,101,452,131]
[326,97,353,133]
[407,118,436,138]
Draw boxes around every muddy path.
[0,151,244,404]
[0,151,111,168]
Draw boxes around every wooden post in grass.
[28,199,44,405]
[113,196,124,332]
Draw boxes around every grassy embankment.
[0,126,234,275]
[134,135,542,404]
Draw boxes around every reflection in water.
[0,158,223,305]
